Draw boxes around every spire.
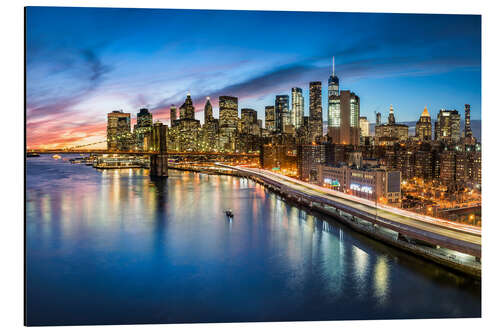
[390,105,394,114]
[421,106,430,117]
[332,56,335,76]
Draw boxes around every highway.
[227,165,481,254]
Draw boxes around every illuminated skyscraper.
[376,112,381,126]
[291,87,304,128]
[328,56,340,98]
[309,81,323,142]
[435,109,460,142]
[329,90,360,145]
[359,116,369,137]
[464,104,475,144]
[107,110,132,151]
[134,108,152,150]
[265,106,276,132]
[204,97,213,123]
[275,95,290,133]
[388,105,395,125]
[219,96,238,129]
[415,106,432,141]
[179,92,195,120]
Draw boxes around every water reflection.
[26,155,481,326]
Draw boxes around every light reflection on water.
[26,155,480,326]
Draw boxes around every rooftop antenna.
[332,56,335,76]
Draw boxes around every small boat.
[224,209,234,218]
[52,154,62,160]
[26,152,40,157]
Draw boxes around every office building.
[297,144,325,182]
[435,109,460,142]
[134,108,152,150]
[219,96,238,129]
[179,92,195,120]
[359,116,370,137]
[329,90,360,145]
[170,105,177,124]
[415,106,432,141]
[275,95,290,133]
[107,110,132,151]
[318,164,401,206]
[375,105,409,145]
[265,106,276,132]
[204,97,213,123]
[309,81,323,142]
[291,87,304,128]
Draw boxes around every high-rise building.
[134,108,152,150]
[170,105,177,124]
[265,106,276,132]
[374,105,409,145]
[359,116,369,137]
[329,90,360,145]
[219,96,238,129]
[107,110,132,151]
[388,105,396,125]
[179,92,195,120]
[309,81,323,142]
[435,109,460,142]
[241,108,258,134]
[328,56,340,98]
[464,104,475,145]
[376,112,381,126]
[297,144,325,182]
[275,95,290,133]
[415,106,432,141]
[204,97,213,123]
[291,87,304,128]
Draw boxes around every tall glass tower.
[291,87,304,128]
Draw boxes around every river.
[25,155,481,325]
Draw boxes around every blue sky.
[26,7,481,148]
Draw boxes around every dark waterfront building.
[260,144,297,170]
[107,110,132,151]
[275,95,290,134]
[415,107,432,141]
[297,144,325,182]
[134,108,153,150]
[265,105,276,132]
[309,81,323,142]
[435,109,460,142]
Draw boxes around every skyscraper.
[464,104,474,144]
[204,97,213,123]
[291,87,304,128]
[219,96,238,129]
[415,106,432,141]
[309,81,323,142]
[134,108,153,150]
[275,95,290,133]
[329,90,360,145]
[179,93,195,120]
[107,110,132,151]
[359,116,369,137]
[241,108,258,134]
[376,112,381,126]
[388,105,395,125]
[265,106,276,132]
[170,105,177,124]
[328,56,340,98]
[435,109,460,142]
[327,57,341,142]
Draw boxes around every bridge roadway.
[225,165,481,258]
[30,149,259,157]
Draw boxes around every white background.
[1,0,498,331]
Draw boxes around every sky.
[26,7,481,149]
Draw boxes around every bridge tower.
[150,123,168,177]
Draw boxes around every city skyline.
[26,7,481,149]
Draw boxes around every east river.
[26,155,480,325]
